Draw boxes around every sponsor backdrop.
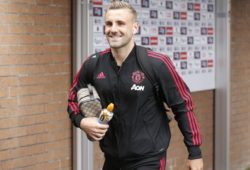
[90,0,215,92]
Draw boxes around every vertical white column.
[72,0,93,170]
[215,0,231,169]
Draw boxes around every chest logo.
[97,72,106,79]
[132,71,145,84]
[131,84,145,91]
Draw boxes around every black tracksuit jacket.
[67,45,202,162]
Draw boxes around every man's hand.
[187,158,203,170]
[80,117,109,141]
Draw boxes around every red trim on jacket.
[148,50,202,145]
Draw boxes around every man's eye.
[105,22,112,26]
[117,21,125,25]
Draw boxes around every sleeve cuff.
[72,113,85,128]
[187,146,202,160]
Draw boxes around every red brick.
[17,105,45,115]
[0,153,47,170]
[0,4,9,13]
[60,157,72,168]
[36,0,52,5]
[0,76,18,89]
[0,105,47,120]
[15,64,52,75]
[231,0,250,169]
[46,119,70,132]
[0,143,46,161]
[52,0,71,7]
[9,4,45,14]
[0,65,15,76]
[45,139,71,152]
[8,24,37,34]
[0,133,45,150]
[33,15,70,25]
[0,34,51,44]
[45,128,71,142]
[1,13,35,24]
[0,88,8,97]
[6,3,31,13]
[18,75,63,86]
[7,45,43,55]
[51,92,68,102]
[0,24,8,33]
[0,123,46,140]
[0,55,54,65]
[0,0,36,4]
[0,113,50,129]
[44,6,70,16]
[9,85,44,97]
[18,94,51,106]
[50,35,71,44]
[0,97,17,108]
[0,46,9,54]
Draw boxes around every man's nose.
[110,24,118,32]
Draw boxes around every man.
[67,1,203,170]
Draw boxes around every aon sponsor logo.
[131,84,145,91]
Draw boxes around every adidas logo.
[97,72,106,79]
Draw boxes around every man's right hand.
[80,117,109,141]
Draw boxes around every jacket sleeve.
[67,58,92,128]
[151,53,202,159]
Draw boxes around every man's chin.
[109,43,122,48]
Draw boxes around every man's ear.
[133,22,139,35]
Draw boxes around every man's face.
[104,9,138,49]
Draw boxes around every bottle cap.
[107,103,114,112]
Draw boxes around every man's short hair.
[105,0,137,20]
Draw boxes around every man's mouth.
[109,35,121,38]
[109,36,121,41]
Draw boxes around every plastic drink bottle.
[98,103,114,124]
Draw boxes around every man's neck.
[111,43,135,66]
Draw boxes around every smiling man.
[104,1,139,66]
[67,1,203,170]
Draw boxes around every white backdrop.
[90,0,215,92]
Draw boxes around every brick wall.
[0,0,72,170]
[93,91,214,170]
[231,0,250,169]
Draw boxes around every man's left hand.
[187,158,203,170]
